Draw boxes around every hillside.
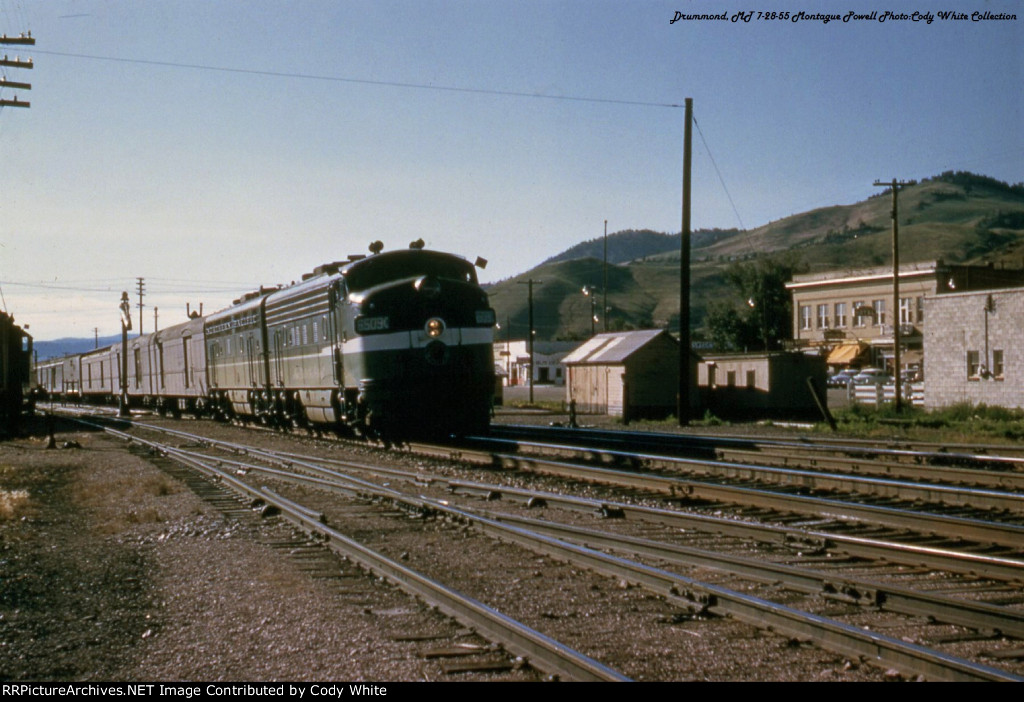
[489,172,1024,340]
[34,171,1024,351]
[34,335,123,361]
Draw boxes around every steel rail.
[143,437,1024,682]
[157,442,1024,582]
[486,428,1024,491]
[486,512,1024,639]
[467,436,1024,516]
[98,416,1024,582]
[70,418,631,682]
[409,503,1024,682]
[85,417,1024,681]
[459,448,1024,549]
[188,446,1024,642]
[492,424,1024,471]
[712,446,1024,491]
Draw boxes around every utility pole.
[874,178,911,412]
[153,307,159,333]
[517,278,542,404]
[0,32,33,109]
[678,97,693,426]
[93,328,98,349]
[136,277,146,336]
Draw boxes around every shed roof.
[562,329,674,365]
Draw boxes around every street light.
[118,291,132,417]
[582,286,600,338]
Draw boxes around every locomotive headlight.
[425,317,445,337]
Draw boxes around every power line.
[32,49,684,110]
[693,116,747,234]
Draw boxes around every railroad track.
[59,411,1024,681]
[64,414,629,682]
[455,432,1024,549]
[491,424,1024,472]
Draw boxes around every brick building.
[786,260,1024,374]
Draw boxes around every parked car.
[900,369,921,384]
[827,369,857,388]
[852,368,893,385]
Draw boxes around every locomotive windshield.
[344,251,477,293]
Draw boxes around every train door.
[273,328,284,386]
[246,335,256,387]
[181,337,190,389]
[327,281,343,386]
[208,343,218,387]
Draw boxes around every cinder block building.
[924,287,1024,409]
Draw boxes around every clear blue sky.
[1,0,1020,340]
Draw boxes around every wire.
[33,49,684,110]
[693,116,747,234]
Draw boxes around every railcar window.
[344,253,476,292]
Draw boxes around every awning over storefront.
[827,342,868,366]
[900,348,923,367]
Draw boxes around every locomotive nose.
[414,275,442,297]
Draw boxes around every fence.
[850,382,925,407]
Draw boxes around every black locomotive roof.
[342,249,476,293]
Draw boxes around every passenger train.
[34,246,496,437]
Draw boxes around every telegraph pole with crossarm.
[0,32,34,109]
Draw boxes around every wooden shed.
[698,351,827,419]
[563,329,682,419]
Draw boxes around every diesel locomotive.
[0,311,33,434]
[34,246,496,437]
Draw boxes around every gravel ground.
[1,412,926,682]
[0,416,536,682]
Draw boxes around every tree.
[704,255,804,351]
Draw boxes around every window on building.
[746,370,756,389]
[872,299,886,326]
[799,305,812,331]
[993,349,1004,378]
[899,297,912,325]
[817,304,829,329]
[967,350,980,378]
[727,371,736,387]
[834,302,847,328]
[916,297,924,323]
[853,300,866,327]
